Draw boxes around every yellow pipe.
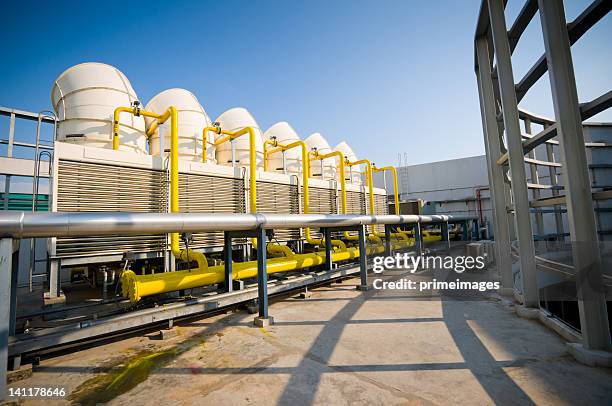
[372,166,400,215]
[310,150,347,214]
[115,108,404,301]
[112,107,137,150]
[263,139,277,171]
[310,150,365,244]
[212,127,293,257]
[265,140,346,251]
[122,241,411,302]
[372,165,410,243]
[202,126,222,163]
[113,106,209,270]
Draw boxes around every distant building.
[373,155,492,235]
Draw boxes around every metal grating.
[55,160,167,257]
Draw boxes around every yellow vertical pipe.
[112,106,135,150]
[202,126,222,163]
[372,166,400,215]
[263,139,277,172]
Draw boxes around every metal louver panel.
[372,193,389,233]
[305,186,338,239]
[178,173,245,249]
[346,190,366,236]
[55,160,167,257]
[256,181,300,241]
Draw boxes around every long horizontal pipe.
[0,212,467,239]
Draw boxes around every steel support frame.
[319,224,370,289]
[225,229,269,318]
[475,37,515,293]
[538,0,611,350]
[487,0,539,307]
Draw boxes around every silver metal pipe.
[0,212,470,239]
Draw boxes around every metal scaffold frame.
[474,0,611,352]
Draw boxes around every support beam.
[488,0,539,307]
[357,225,368,290]
[441,221,450,252]
[256,228,269,320]
[539,0,611,351]
[475,36,515,293]
[415,223,423,257]
[223,231,233,292]
[324,228,333,271]
[384,224,392,257]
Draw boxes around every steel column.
[384,224,392,256]
[539,0,611,350]
[0,238,13,402]
[441,221,450,252]
[488,0,539,307]
[223,231,233,292]
[358,225,368,289]
[475,37,515,292]
[324,228,333,271]
[256,227,269,319]
[415,223,423,257]
[48,259,60,298]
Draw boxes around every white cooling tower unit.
[263,122,302,175]
[335,141,362,184]
[214,107,264,168]
[305,133,336,180]
[145,88,215,162]
[51,62,147,153]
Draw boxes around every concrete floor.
[6,266,612,405]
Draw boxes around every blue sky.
[1,0,610,166]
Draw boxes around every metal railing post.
[488,0,539,308]
[539,0,611,351]
[1,238,13,402]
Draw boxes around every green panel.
[0,193,49,211]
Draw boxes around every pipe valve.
[131,100,141,116]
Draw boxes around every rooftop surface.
[8,264,612,405]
